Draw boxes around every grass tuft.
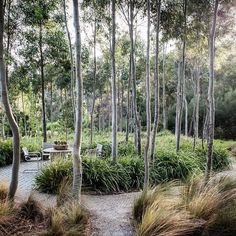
[133,175,236,236]
[0,182,8,201]
[19,194,45,222]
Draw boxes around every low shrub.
[35,140,231,194]
[35,159,72,194]
[133,176,236,236]
[0,139,13,167]
[196,145,231,171]
[151,150,201,185]
[35,153,201,194]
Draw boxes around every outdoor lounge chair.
[22,147,42,173]
[86,144,103,157]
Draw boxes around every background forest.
[0,0,235,142]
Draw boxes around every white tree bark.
[63,0,75,124]
[72,0,83,201]
[129,2,141,155]
[205,0,218,181]
[193,67,200,151]
[0,1,20,200]
[175,61,183,152]
[111,0,117,162]
[144,0,151,189]
[162,44,167,130]
[150,0,161,161]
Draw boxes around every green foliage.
[0,140,13,166]
[34,159,72,194]
[34,137,231,194]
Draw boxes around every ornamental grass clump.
[133,175,236,236]
[45,201,89,236]
[0,182,8,200]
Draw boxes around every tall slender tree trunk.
[150,0,161,161]
[175,0,187,152]
[125,56,131,142]
[119,77,124,132]
[129,2,141,155]
[1,114,5,139]
[39,22,47,142]
[64,89,68,141]
[183,0,187,137]
[205,0,218,181]
[50,80,53,122]
[0,1,20,200]
[184,97,188,136]
[175,61,183,152]
[5,0,11,86]
[144,0,151,189]
[21,92,27,136]
[162,43,167,129]
[72,0,83,201]
[193,68,200,151]
[111,0,117,162]
[63,0,75,125]
[90,19,97,145]
[117,73,121,131]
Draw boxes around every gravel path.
[2,159,235,236]
[82,192,139,236]
[0,161,139,235]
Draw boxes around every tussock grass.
[19,194,44,221]
[0,182,8,200]
[45,201,89,236]
[0,200,13,220]
[56,178,72,207]
[133,175,236,236]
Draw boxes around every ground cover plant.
[133,175,236,236]
[34,133,231,194]
[0,182,89,236]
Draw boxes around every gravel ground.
[0,161,139,235]
[82,192,140,236]
[1,159,235,236]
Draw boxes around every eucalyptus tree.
[117,0,145,154]
[62,0,75,124]
[205,0,219,181]
[143,0,151,188]
[72,0,83,201]
[150,0,161,161]
[162,43,167,129]
[19,0,59,142]
[0,0,20,200]
[111,0,117,162]
[82,0,110,144]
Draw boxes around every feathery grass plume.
[134,175,236,236]
[45,207,64,236]
[56,177,72,207]
[18,194,45,222]
[133,181,179,223]
[63,201,89,226]
[0,182,8,201]
[0,200,13,218]
[45,201,89,235]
